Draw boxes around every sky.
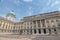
[0,0,60,22]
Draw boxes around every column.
[9,24,11,32]
[36,20,39,34]
[29,22,31,34]
[12,24,14,32]
[49,20,52,34]
[49,20,54,34]
[1,22,4,29]
[24,22,27,35]
[40,20,44,35]
[5,23,8,32]
[30,22,32,34]
[54,20,58,34]
[1,22,4,32]
[45,20,49,34]
[23,23,24,34]
[32,21,34,35]
[4,22,6,32]
[54,20,57,33]
[7,23,9,32]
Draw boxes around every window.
[30,29,32,34]
[49,28,51,34]
[56,20,60,26]
[34,29,36,34]
[51,21,55,27]
[47,21,50,27]
[38,29,41,34]
[54,28,57,34]
[57,22,60,26]
[43,29,46,34]
[47,23,50,27]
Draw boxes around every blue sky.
[0,0,60,22]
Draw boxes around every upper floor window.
[56,20,60,26]
[51,21,55,27]
[47,21,50,27]
[58,22,60,26]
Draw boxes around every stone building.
[19,11,60,35]
[0,11,60,40]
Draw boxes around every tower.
[6,11,16,22]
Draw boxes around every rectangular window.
[34,29,36,34]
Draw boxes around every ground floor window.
[49,28,51,34]
[54,28,57,34]
[43,29,46,34]
[34,29,36,34]
[30,29,32,34]
[38,29,41,34]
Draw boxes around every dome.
[6,11,16,18]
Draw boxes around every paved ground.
[0,34,60,40]
[0,37,32,40]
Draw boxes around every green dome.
[6,11,16,18]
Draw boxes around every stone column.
[29,22,31,34]
[23,23,25,34]
[36,20,39,34]
[54,20,58,34]
[45,20,49,34]
[1,22,4,29]
[1,22,4,32]
[32,21,34,35]
[40,20,44,35]
[54,20,57,33]
[49,20,54,34]
[6,23,8,32]
[10,24,11,32]
[4,22,7,32]
[7,23,9,32]
[25,22,27,35]
[49,20,52,34]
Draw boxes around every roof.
[6,13,16,18]
[23,11,59,18]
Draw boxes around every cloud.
[26,11,33,16]
[28,12,32,15]
[27,6,33,16]
[58,8,60,11]
[46,0,51,6]
[23,0,32,2]
[28,6,32,10]
[51,1,60,7]
[13,0,20,4]
[9,0,21,5]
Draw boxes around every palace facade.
[0,11,60,35]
